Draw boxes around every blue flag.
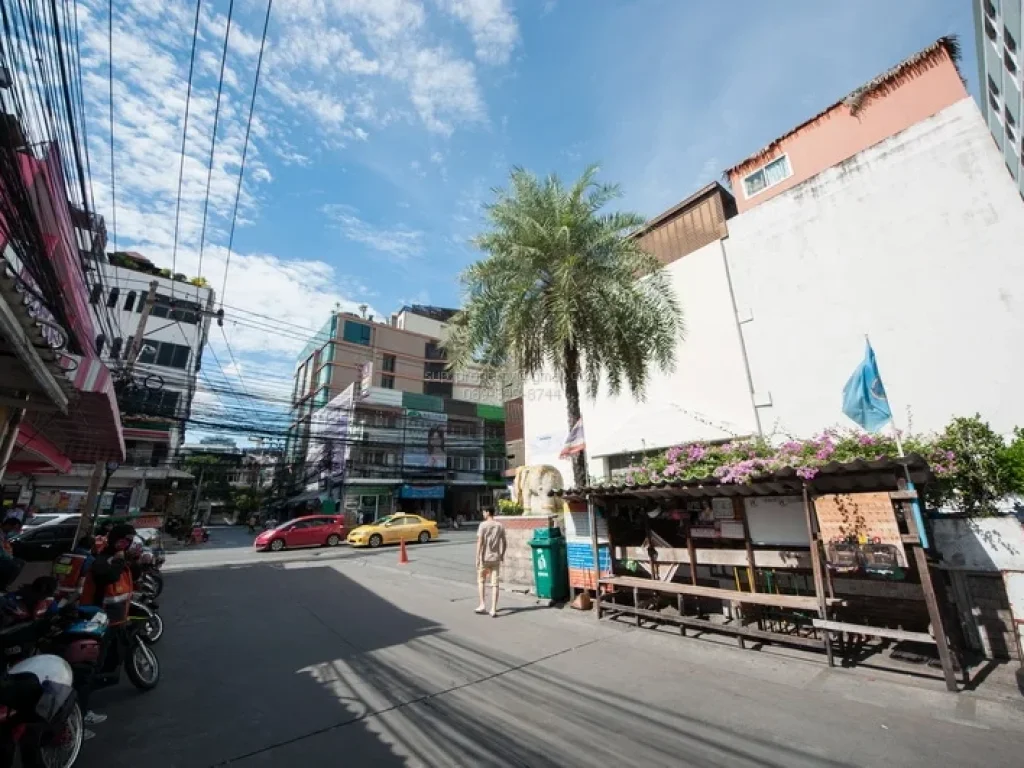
[842,341,892,432]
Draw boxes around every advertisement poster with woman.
[404,409,447,469]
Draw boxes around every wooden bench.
[599,575,843,612]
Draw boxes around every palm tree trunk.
[562,343,588,488]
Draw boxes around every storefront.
[343,484,396,525]
[397,484,446,519]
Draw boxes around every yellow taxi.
[346,514,439,548]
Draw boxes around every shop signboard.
[399,485,445,499]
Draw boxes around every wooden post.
[802,485,834,667]
[686,524,698,586]
[633,586,641,627]
[735,497,757,593]
[903,503,959,692]
[0,397,27,486]
[587,495,601,618]
[677,594,686,636]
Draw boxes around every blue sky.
[76,0,978,436]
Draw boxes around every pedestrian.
[474,507,506,618]
[247,514,257,534]
[0,516,23,558]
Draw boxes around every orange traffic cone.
[398,539,410,565]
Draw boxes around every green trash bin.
[529,527,569,601]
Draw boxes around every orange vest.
[52,553,88,601]
[82,565,133,626]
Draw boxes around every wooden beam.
[603,604,826,650]
[600,575,843,610]
[811,619,936,645]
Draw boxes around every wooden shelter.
[553,455,963,692]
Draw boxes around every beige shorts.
[477,563,501,586]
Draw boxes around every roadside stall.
[554,455,963,692]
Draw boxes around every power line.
[220,0,272,309]
[195,0,234,304]
[168,0,203,301]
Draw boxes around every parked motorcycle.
[0,655,84,768]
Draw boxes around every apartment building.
[26,250,214,521]
[286,305,505,523]
[973,0,1024,195]
[525,37,1024,484]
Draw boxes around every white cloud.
[429,151,444,164]
[322,204,425,260]
[435,0,519,64]
[406,47,485,135]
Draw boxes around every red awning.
[11,421,72,473]
[16,355,125,466]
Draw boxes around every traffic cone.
[398,539,410,565]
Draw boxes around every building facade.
[973,0,1024,195]
[525,37,1024,485]
[286,305,505,523]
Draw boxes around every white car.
[23,513,80,528]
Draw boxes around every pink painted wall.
[728,51,968,213]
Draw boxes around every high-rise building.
[973,0,1024,195]
[285,305,506,523]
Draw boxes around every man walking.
[475,507,506,617]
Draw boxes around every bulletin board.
[814,492,907,568]
[743,496,811,547]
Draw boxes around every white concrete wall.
[724,97,1024,438]
[523,239,759,482]
[396,311,446,338]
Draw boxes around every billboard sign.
[403,409,447,469]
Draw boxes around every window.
[124,291,136,312]
[382,353,396,372]
[992,94,1002,115]
[446,455,480,471]
[484,456,505,472]
[742,155,792,199]
[1005,49,1018,75]
[484,423,504,440]
[985,17,998,42]
[984,0,996,20]
[106,287,120,308]
[89,284,103,304]
[110,337,123,360]
[381,374,395,389]
[1006,26,1018,55]
[988,74,1001,97]
[1006,106,1017,128]
[424,381,453,398]
[138,341,190,370]
[342,320,371,345]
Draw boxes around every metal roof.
[553,455,934,500]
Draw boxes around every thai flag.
[559,419,586,459]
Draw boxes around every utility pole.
[191,465,205,525]
[75,280,158,544]
[126,281,159,367]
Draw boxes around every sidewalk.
[274,556,1024,767]
[343,548,1024,711]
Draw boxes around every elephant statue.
[512,465,565,515]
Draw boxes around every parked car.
[9,521,81,561]
[254,515,347,552]
[23,512,79,528]
[346,514,438,548]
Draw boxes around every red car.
[254,515,347,552]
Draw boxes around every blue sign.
[399,485,445,500]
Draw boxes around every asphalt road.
[72,528,1024,768]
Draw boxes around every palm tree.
[444,165,683,488]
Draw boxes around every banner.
[404,409,447,468]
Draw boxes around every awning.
[14,356,125,467]
[10,420,72,473]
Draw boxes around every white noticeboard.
[744,496,810,547]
